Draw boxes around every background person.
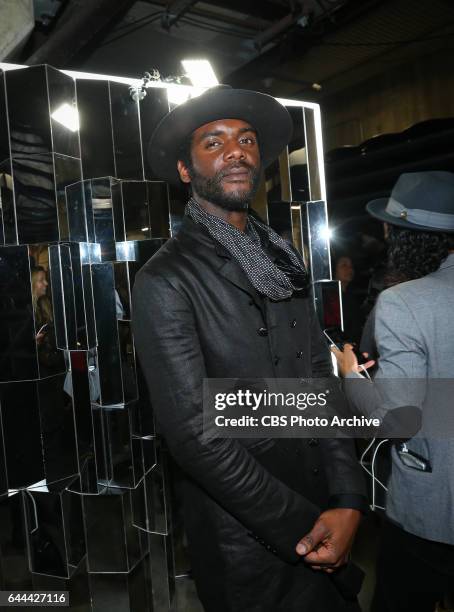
[333,171,454,612]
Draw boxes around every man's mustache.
[219,162,259,179]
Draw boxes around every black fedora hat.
[367,171,454,233]
[148,85,293,184]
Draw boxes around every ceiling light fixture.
[181,59,219,88]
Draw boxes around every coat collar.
[177,215,266,312]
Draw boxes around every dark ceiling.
[17,0,454,103]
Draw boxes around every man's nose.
[223,140,245,161]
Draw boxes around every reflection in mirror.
[12,154,59,244]
[47,67,80,159]
[287,107,310,202]
[109,82,143,180]
[84,491,141,572]
[0,380,44,488]
[0,245,38,381]
[291,204,304,257]
[306,200,332,282]
[114,262,131,320]
[267,201,293,244]
[5,66,53,156]
[0,493,31,589]
[91,263,123,405]
[38,374,78,484]
[54,154,81,242]
[139,87,169,180]
[303,107,323,201]
[0,159,16,245]
[76,79,115,180]
[313,279,343,332]
[25,478,85,578]
[0,70,10,165]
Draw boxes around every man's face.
[177,118,261,211]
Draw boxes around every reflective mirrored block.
[306,200,332,282]
[95,404,143,490]
[24,476,85,578]
[37,374,78,484]
[131,462,168,536]
[114,262,132,320]
[109,82,144,180]
[5,65,79,159]
[49,243,96,351]
[303,107,323,201]
[66,352,99,486]
[32,556,91,611]
[0,245,38,381]
[287,106,310,202]
[148,532,176,610]
[112,180,171,241]
[0,381,45,489]
[0,71,9,165]
[0,159,17,245]
[267,201,293,243]
[139,87,169,181]
[76,79,116,180]
[0,492,32,590]
[90,263,139,406]
[90,555,154,612]
[9,151,81,245]
[313,280,343,330]
[84,489,142,573]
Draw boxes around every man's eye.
[240,137,255,144]
[206,141,221,148]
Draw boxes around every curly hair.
[386,225,454,283]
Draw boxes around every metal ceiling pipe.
[253,11,304,50]
[25,0,137,66]
[161,0,199,30]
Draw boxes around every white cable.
[359,436,389,511]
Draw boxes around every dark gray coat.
[132,216,366,612]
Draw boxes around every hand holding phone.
[323,327,368,365]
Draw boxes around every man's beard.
[189,162,261,212]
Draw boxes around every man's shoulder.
[134,222,215,289]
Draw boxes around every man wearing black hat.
[132,87,367,611]
[333,171,454,612]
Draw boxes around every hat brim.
[366,198,454,232]
[148,88,293,184]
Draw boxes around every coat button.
[291,319,297,328]
[296,351,303,358]
[258,327,268,336]
[274,356,280,365]
[312,467,319,475]
[308,438,319,447]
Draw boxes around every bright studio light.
[320,226,333,241]
[181,59,219,88]
[166,84,193,106]
[51,103,80,131]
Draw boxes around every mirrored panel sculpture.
[0,63,328,611]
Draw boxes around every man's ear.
[177,160,191,184]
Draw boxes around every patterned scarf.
[186,198,308,301]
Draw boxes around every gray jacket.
[345,253,454,544]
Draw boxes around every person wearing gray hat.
[132,86,367,611]
[333,171,454,612]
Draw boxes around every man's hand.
[331,344,375,378]
[295,508,362,573]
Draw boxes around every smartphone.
[323,326,368,365]
[396,442,432,472]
